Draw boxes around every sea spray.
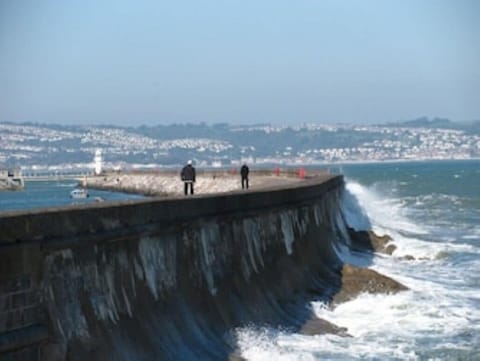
[238,161,480,360]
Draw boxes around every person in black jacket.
[240,163,249,189]
[181,160,196,195]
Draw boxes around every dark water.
[0,180,144,212]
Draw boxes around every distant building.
[211,160,222,168]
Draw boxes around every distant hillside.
[385,117,480,134]
[1,119,479,168]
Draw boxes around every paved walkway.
[81,171,318,197]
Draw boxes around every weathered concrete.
[79,170,314,196]
[0,175,344,360]
[0,174,406,360]
[0,174,335,245]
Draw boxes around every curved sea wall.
[0,175,346,360]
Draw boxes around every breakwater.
[1,174,374,360]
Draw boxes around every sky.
[0,0,479,126]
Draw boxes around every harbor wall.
[0,175,344,360]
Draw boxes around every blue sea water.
[237,160,480,360]
[0,180,144,212]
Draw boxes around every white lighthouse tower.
[94,149,103,175]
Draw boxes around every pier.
[22,170,94,181]
[0,174,343,360]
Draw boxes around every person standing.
[181,160,196,195]
[240,163,249,189]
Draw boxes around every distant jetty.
[0,168,24,191]
[79,169,314,197]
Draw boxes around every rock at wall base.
[228,353,248,361]
[332,264,408,306]
[348,228,397,255]
[300,316,351,337]
[399,255,416,261]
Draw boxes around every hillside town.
[0,121,479,171]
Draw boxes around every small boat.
[70,188,89,199]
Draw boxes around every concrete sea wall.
[0,175,344,360]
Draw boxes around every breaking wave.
[237,179,480,360]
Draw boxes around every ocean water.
[0,180,144,212]
[236,160,480,360]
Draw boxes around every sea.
[0,180,144,212]
[1,161,479,360]
[236,160,480,360]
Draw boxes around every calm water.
[237,160,480,360]
[0,180,144,212]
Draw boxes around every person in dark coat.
[240,163,249,189]
[181,160,196,195]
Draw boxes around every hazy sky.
[1,0,479,126]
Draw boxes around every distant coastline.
[1,121,479,170]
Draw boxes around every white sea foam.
[238,262,480,360]
[341,181,480,259]
[237,176,480,360]
[343,180,428,236]
[309,286,480,357]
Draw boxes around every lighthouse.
[94,149,103,175]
